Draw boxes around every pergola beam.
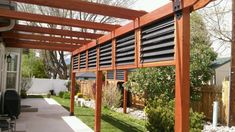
[0,8,120,31]
[2,32,90,44]
[13,24,103,39]
[10,0,147,20]
[6,42,75,51]
[5,39,80,49]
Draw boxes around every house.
[211,57,231,87]
[0,1,22,93]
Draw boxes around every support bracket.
[173,0,182,19]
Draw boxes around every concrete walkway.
[16,98,93,132]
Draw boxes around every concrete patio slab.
[16,98,93,132]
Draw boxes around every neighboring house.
[0,1,22,93]
[76,72,96,80]
[211,57,231,87]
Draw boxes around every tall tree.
[17,0,137,79]
[21,50,48,78]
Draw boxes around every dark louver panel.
[116,70,124,81]
[141,16,175,63]
[80,51,86,69]
[107,71,114,80]
[99,41,112,67]
[73,55,78,70]
[116,32,135,65]
[88,47,97,68]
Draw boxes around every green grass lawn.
[52,96,147,132]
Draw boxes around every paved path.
[16,98,93,132]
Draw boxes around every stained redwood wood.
[230,0,235,126]
[6,42,74,51]
[13,24,103,39]
[193,0,211,10]
[5,39,80,49]
[174,8,191,132]
[123,70,128,114]
[70,72,76,115]
[11,0,147,20]
[94,71,103,132]
[0,8,120,31]
[2,32,91,44]
[112,38,116,69]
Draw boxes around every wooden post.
[123,70,128,113]
[229,0,235,126]
[70,72,76,116]
[95,71,103,132]
[174,8,191,132]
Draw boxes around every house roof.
[76,72,96,79]
[211,57,231,69]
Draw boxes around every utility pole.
[229,0,235,126]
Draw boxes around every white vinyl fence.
[27,78,68,95]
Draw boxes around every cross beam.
[0,8,121,31]
[6,42,76,51]
[13,24,103,39]
[2,32,91,45]
[10,0,147,20]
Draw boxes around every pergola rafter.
[5,39,79,51]
[2,32,91,45]
[13,24,103,39]
[10,0,147,20]
[0,8,121,31]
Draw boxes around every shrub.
[63,92,71,99]
[76,93,83,98]
[21,89,27,99]
[145,96,205,132]
[102,84,122,109]
[59,91,65,98]
[65,81,80,94]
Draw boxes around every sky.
[133,0,170,12]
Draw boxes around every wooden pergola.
[0,0,212,131]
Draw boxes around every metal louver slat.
[116,70,124,81]
[73,55,78,70]
[141,16,175,63]
[99,41,112,67]
[88,47,97,68]
[80,51,86,69]
[116,31,135,66]
[107,71,114,80]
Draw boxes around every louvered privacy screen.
[99,41,112,67]
[141,16,175,63]
[107,71,114,80]
[73,55,78,70]
[80,51,86,69]
[116,70,124,80]
[116,32,135,65]
[88,47,97,68]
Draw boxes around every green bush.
[65,81,80,94]
[145,96,205,132]
[63,92,71,99]
[76,93,83,98]
[20,89,27,99]
[59,91,65,98]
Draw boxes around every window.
[6,53,19,90]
